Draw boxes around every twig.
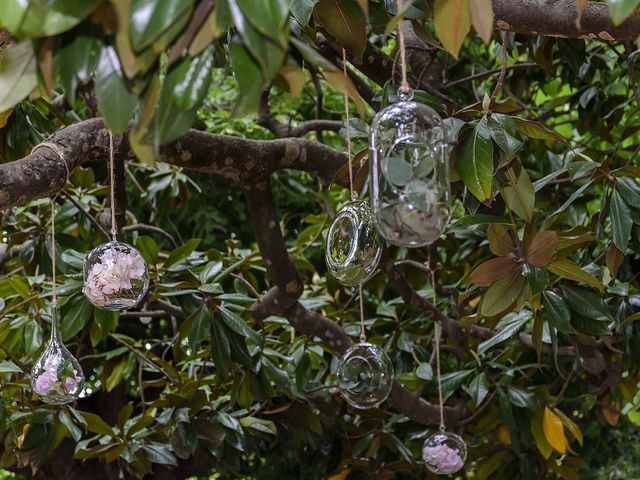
[487,32,509,117]
[61,191,111,239]
[444,63,538,90]
[109,334,181,385]
[122,223,178,248]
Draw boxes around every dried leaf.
[469,0,494,44]
[606,244,625,280]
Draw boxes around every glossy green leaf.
[456,118,494,203]
[616,177,640,209]
[608,0,640,25]
[480,271,527,318]
[562,286,610,322]
[218,305,261,343]
[507,386,537,409]
[61,297,93,342]
[542,290,573,334]
[142,443,178,466]
[522,264,549,295]
[416,362,433,381]
[211,317,231,375]
[478,311,530,354]
[501,167,535,222]
[235,0,291,45]
[129,0,196,51]
[0,41,37,112]
[229,39,265,116]
[164,239,201,268]
[173,45,215,110]
[54,34,101,104]
[291,0,317,24]
[610,189,632,251]
[488,115,523,159]
[23,320,42,355]
[547,258,603,292]
[187,306,211,351]
[94,46,138,134]
[467,372,490,407]
[0,0,101,37]
[440,369,474,401]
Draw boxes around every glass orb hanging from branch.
[369,89,450,247]
[325,200,382,287]
[83,240,149,311]
[31,304,85,404]
[422,431,467,475]
[337,342,394,409]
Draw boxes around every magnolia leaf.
[323,69,366,118]
[610,189,632,252]
[487,224,516,256]
[502,167,535,222]
[478,311,530,354]
[434,0,471,58]
[512,117,566,143]
[525,230,557,267]
[608,0,640,25]
[616,177,640,208]
[457,118,494,203]
[469,256,517,287]
[0,41,37,112]
[606,244,625,279]
[531,412,553,459]
[543,406,567,454]
[315,0,367,62]
[553,408,583,446]
[546,258,603,292]
[469,0,494,43]
[542,291,573,334]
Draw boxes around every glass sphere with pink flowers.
[422,431,467,475]
[83,241,149,311]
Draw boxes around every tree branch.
[0,119,349,210]
[493,0,640,41]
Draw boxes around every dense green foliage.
[1,0,640,479]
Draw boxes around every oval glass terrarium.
[337,342,394,409]
[83,240,149,311]
[31,304,85,404]
[325,200,382,287]
[369,89,450,247]
[422,431,467,475]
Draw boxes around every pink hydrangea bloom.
[422,443,464,474]
[64,377,78,393]
[85,248,146,306]
[34,371,56,395]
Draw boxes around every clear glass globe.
[31,305,84,404]
[337,342,394,409]
[369,89,450,247]
[422,431,467,475]
[83,240,149,311]
[325,200,382,287]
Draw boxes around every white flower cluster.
[84,247,146,306]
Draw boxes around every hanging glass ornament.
[83,240,149,310]
[422,431,467,475]
[369,89,450,247]
[337,342,394,409]
[325,200,382,287]
[31,304,85,404]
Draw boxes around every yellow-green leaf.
[547,258,603,292]
[502,167,535,223]
[434,0,471,58]
[0,108,13,128]
[530,412,553,459]
[0,41,37,112]
[315,0,367,62]
[323,68,366,118]
[543,406,567,454]
[487,223,515,256]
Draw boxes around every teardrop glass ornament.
[337,342,394,409]
[369,89,450,247]
[31,304,85,404]
[83,240,149,311]
[422,431,467,475]
[325,200,382,287]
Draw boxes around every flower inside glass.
[422,431,467,475]
[83,240,149,310]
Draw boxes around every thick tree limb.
[493,0,640,41]
[0,119,349,210]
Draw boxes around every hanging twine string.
[430,266,446,431]
[109,131,117,240]
[341,47,357,202]
[358,284,366,343]
[396,0,410,93]
[30,142,70,306]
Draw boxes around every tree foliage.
[0,1,640,479]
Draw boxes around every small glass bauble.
[422,431,467,475]
[83,240,149,311]
[325,200,382,287]
[31,305,84,404]
[369,89,450,247]
[337,342,394,409]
